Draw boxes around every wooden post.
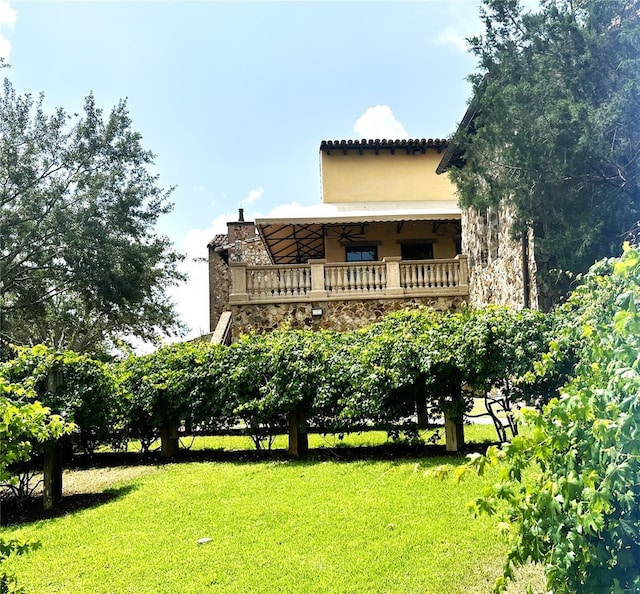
[444,410,465,452]
[287,412,308,458]
[43,369,64,510]
[416,399,429,429]
[160,424,179,458]
[43,441,63,510]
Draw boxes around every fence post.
[43,368,64,510]
[160,424,179,458]
[444,411,465,452]
[287,412,308,458]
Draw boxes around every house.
[208,137,537,341]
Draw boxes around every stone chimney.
[227,207,257,244]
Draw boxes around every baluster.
[246,271,254,296]
[423,264,430,287]
[435,263,443,287]
[264,270,273,296]
[255,272,262,297]
[250,271,257,297]
[298,268,306,295]
[282,268,289,296]
[418,263,426,289]
[303,268,311,294]
[331,267,339,291]
[286,268,293,296]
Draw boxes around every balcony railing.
[229,255,468,304]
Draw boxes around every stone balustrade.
[229,255,468,304]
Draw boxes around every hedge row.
[0,305,555,457]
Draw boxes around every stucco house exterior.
[208,137,538,342]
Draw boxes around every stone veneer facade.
[230,296,467,339]
[462,203,538,310]
[210,204,540,341]
[208,218,271,333]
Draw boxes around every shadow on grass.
[0,484,137,527]
[1,441,498,527]
[67,440,498,469]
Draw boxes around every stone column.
[229,263,249,303]
[456,254,469,289]
[308,259,328,299]
[384,257,403,296]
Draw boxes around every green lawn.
[1,429,543,593]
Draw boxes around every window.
[345,245,378,262]
[401,243,434,260]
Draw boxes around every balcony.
[229,255,468,304]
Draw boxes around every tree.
[0,77,185,357]
[449,0,640,301]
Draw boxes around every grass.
[1,428,544,594]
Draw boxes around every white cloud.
[0,2,16,27]
[353,105,409,140]
[434,26,470,53]
[0,1,15,61]
[241,187,263,206]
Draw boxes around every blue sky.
[1,0,503,341]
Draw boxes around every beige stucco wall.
[323,220,459,262]
[321,150,457,204]
[230,295,467,339]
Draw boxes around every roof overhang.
[256,201,461,264]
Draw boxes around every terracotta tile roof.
[207,234,228,249]
[320,138,449,155]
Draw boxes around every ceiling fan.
[325,223,367,242]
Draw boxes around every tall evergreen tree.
[449,0,640,302]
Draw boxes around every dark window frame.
[345,245,379,262]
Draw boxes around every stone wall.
[462,203,538,310]
[230,295,467,339]
[209,221,271,332]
